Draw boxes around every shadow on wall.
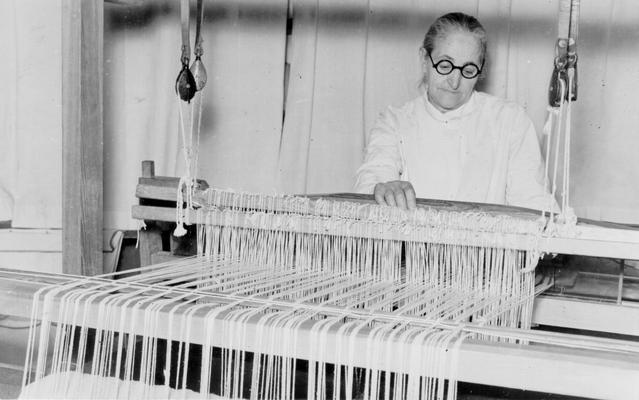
[106,1,638,48]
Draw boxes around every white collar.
[423,90,478,123]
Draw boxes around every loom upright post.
[61,0,104,276]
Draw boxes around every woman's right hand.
[373,180,417,210]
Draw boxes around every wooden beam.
[132,171,639,259]
[61,0,104,276]
[131,202,639,259]
[533,295,639,336]
[0,229,61,252]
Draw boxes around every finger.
[384,190,397,207]
[374,184,387,206]
[404,185,417,210]
[394,188,408,210]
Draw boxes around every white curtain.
[0,0,63,228]
[566,0,639,223]
[104,7,182,230]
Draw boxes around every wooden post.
[62,0,104,276]
[141,160,155,179]
[138,161,164,267]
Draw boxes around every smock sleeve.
[354,108,404,194]
[505,110,559,212]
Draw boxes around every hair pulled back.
[422,12,487,62]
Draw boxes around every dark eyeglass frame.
[428,53,483,79]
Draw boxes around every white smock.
[355,91,556,211]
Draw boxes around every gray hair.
[422,12,487,63]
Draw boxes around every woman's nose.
[447,70,462,90]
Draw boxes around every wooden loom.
[2,1,637,398]
[132,161,639,399]
[3,160,639,399]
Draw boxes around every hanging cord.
[176,0,197,103]
[190,0,207,91]
[541,105,558,224]
[558,69,577,227]
[174,98,199,237]
[174,0,207,236]
[558,0,579,226]
[550,80,565,218]
[542,0,579,234]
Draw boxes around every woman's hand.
[373,180,417,210]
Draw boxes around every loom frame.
[131,160,639,336]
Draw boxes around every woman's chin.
[435,99,463,112]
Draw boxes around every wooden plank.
[131,204,639,259]
[138,223,163,267]
[541,236,639,260]
[133,186,639,249]
[131,205,537,250]
[136,179,209,202]
[136,181,181,202]
[0,230,62,274]
[540,223,639,259]
[130,181,639,259]
[317,192,543,221]
[0,230,61,252]
[533,295,639,336]
[0,253,62,274]
[61,0,104,276]
[141,160,155,178]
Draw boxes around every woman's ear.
[419,47,427,62]
[419,47,428,72]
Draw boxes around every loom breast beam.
[5,268,639,400]
[132,160,639,259]
[132,174,639,259]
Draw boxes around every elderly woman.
[355,12,555,211]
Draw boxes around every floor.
[0,316,31,399]
[0,367,21,399]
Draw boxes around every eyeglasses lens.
[430,55,480,79]
[460,65,479,79]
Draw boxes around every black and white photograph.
[0,0,638,399]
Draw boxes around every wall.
[0,0,63,229]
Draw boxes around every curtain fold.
[193,0,286,196]
[276,0,370,194]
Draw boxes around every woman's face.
[423,30,482,113]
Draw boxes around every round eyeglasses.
[428,53,483,79]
